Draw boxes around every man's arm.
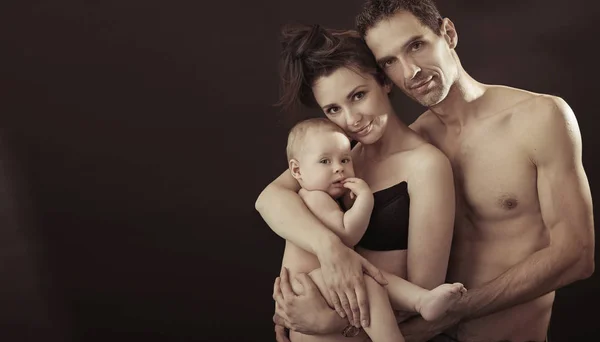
[397,97,595,342]
[256,169,386,326]
[458,96,594,319]
[273,268,348,335]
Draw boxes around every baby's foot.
[417,283,467,321]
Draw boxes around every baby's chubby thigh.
[290,268,334,308]
[292,269,384,311]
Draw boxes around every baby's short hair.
[286,118,348,160]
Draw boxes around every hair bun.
[281,24,325,61]
[293,24,321,59]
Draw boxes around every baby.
[279,118,466,342]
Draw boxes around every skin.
[258,65,455,336]
[283,127,466,342]
[366,10,594,341]
[272,9,594,342]
[284,128,405,342]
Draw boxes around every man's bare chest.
[433,128,538,220]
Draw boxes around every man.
[271,0,595,341]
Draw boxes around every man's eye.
[411,41,423,51]
[352,92,365,101]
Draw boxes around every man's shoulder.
[483,85,537,114]
[528,95,576,140]
[482,86,571,129]
[507,92,572,129]
[486,85,569,117]
[502,91,578,156]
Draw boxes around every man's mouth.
[409,75,434,90]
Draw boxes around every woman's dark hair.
[276,24,388,113]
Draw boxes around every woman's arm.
[405,145,456,289]
[256,169,340,254]
[256,169,386,327]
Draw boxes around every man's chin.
[419,89,448,107]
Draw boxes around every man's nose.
[401,57,421,81]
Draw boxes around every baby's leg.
[381,270,467,321]
[293,269,404,342]
[361,275,405,342]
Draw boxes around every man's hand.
[274,323,290,342]
[273,267,346,335]
[316,239,387,328]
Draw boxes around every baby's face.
[295,130,355,198]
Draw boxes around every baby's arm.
[300,178,374,247]
[340,178,374,243]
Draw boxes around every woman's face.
[311,67,393,145]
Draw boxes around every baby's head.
[286,118,355,199]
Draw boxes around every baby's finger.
[342,182,358,190]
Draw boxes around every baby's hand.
[342,178,372,200]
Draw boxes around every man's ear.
[440,18,458,49]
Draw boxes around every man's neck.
[429,70,487,129]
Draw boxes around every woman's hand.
[316,240,387,328]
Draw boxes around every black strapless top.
[356,181,410,251]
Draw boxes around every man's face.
[365,11,458,107]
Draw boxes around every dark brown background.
[0,0,598,341]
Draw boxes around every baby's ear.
[289,159,301,179]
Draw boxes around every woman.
[256,24,456,340]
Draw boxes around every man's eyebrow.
[376,34,424,64]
